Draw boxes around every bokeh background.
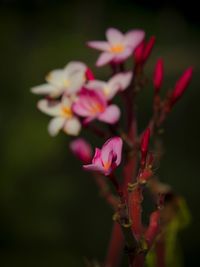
[0,0,199,266]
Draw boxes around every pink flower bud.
[153,58,164,93]
[70,138,92,164]
[134,41,145,64]
[85,67,95,80]
[145,210,160,247]
[170,67,193,106]
[143,36,156,63]
[134,36,155,65]
[140,128,150,166]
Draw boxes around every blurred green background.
[0,0,199,266]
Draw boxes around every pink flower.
[70,138,92,164]
[170,67,193,106]
[83,137,123,176]
[72,88,120,124]
[153,58,164,93]
[87,28,145,67]
[134,36,156,65]
[86,72,132,100]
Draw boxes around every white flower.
[31,61,87,98]
[87,28,145,67]
[37,96,81,136]
[86,71,133,100]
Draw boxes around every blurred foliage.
[0,0,199,266]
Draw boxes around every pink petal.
[113,47,133,62]
[98,104,120,124]
[73,88,107,118]
[106,28,124,44]
[124,30,145,49]
[87,41,110,51]
[101,137,123,167]
[83,148,104,172]
[96,52,115,67]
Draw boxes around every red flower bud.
[143,36,156,63]
[170,67,193,106]
[134,36,155,65]
[140,128,151,167]
[85,67,95,80]
[153,58,164,93]
[134,41,145,64]
[145,210,160,247]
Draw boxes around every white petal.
[96,52,115,67]
[108,71,133,95]
[31,83,55,95]
[123,30,145,49]
[87,41,110,51]
[106,28,124,44]
[63,117,81,136]
[48,117,65,136]
[86,80,107,91]
[37,99,62,117]
[64,61,86,74]
[46,69,67,88]
[113,47,133,62]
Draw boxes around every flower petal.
[48,117,65,136]
[86,80,107,91]
[98,104,120,124]
[63,117,81,136]
[87,41,110,51]
[46,69,66,88]
[106,28,124,44]
[124,30,145,49]
[37,99,61,117]
[113,47,133,62]
[101,137,123,167]
[96,52,115,67]
[64,61,86,74]
[31,83,55,95]
[109,71,133,94]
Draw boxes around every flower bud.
[170,67,193,106]
[85,67,95,80]
[143,36,156,63]
[134,41,145,64]
[70,138,92,164]
[153,58,164,93]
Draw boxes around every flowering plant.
[31,28,193,267]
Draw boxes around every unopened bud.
[153,58,164,93]
[170,67,193,106]
[85,67,95,80]
[70,138,92,164]
[140,128,151,166]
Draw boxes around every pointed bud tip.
[170,66,193,106]
[153,58,164,93]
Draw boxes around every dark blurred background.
[0,0,199,266]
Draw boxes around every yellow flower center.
[61,106,72,118]
[103,161,111,171]
[103,86,110,96]
[89,103,105,114]
[110,44,125,53]
[63,79,70,87]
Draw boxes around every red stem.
[104,222,124,267]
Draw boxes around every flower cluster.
[32,27,193,267]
